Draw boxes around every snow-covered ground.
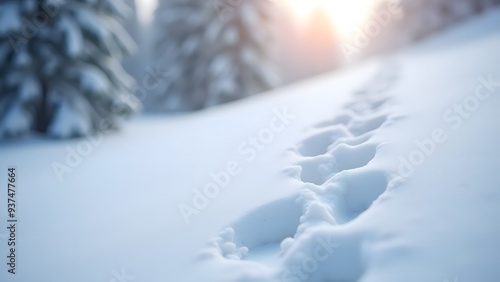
[1,7,500,282]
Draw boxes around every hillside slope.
[0,8,499,282]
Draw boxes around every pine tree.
[122,0,142,79]
[151,0,278,111]
[0,0,139,138]
[366,0,500,54]
[398,0,500,42]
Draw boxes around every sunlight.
[137,0,158,25]
[288,0,376,38]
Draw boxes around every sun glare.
[288,0,375,39]
[137,0,158,25]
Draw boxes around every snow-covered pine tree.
[399,0,500,42]
[152,0,278,111]
[0,0,139,138]
[366,0,500,54]
[122,0,142,80]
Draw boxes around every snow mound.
[198,8,500,282]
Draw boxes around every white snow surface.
[1,8,500,282]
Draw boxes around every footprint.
[328,132,373,149]
[326,169,388,217]
[348,114,388,136]
[204,228,249,260]
[201,61,401,281]
[229,195,303,259]
[280,227,365,282]
[297,142,377,186]
[328,143,377,172]
[346,98,390,115]
[314,111,356,128]
[201,195,303,263]
[276,171,389,281]
[297,126,351,157]
[345,101,374,115]
[298,155,338,185]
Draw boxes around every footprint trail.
[201,62,404,281]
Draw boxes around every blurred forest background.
[0,0,498,139]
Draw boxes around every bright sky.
[287,0,376,38]
[136,0,375,39]
[137,0,158,25]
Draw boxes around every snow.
[74,7,114,53]
[103,0,134,20]
[58,16,84,57]
[79,66,112,96]
[0,0,139,139]
[0,103,31,137]
[1,7,500,282]
[18,76,41,102]
[13,48,32,67]
[152,0,275,110]
[47,97,93,138]
[0,2,22,36]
